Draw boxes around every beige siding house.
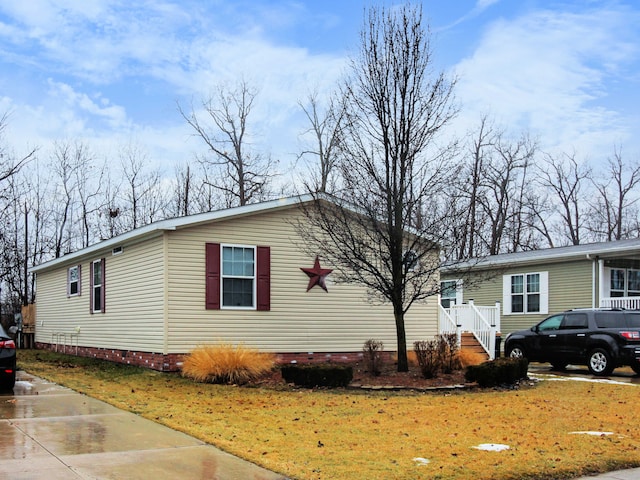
[30,196,439,371]
[441,239,640,336]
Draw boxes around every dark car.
[504,309,640,376]
[0,325,16,391]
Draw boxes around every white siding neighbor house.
[29,196,439,371]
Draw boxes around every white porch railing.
[439,300,501,359]
[600,297,640,309]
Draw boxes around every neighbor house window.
[205,243,270,311]
[610,268,640,297]
[440,280,460,308]
[503,272,548,315]
[90,258,105,313]
[67,265,81,297]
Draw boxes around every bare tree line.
[0,3,639,322]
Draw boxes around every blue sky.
[0,0,639,179]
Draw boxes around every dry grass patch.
[181,344,275,384]
[18,350,640,480]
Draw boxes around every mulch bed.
[246,361,470,391]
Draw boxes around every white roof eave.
[29,195,313,274]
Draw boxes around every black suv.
[504,309,640,376]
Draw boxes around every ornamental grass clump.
[181,344,275,385]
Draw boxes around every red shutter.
[100,258,105,313]
[256,246,270,311]
[89,262,94,314]
[77,264,82,296]
[205,243,221,310]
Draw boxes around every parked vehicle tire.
[587,348,613,376]
[506,344,526,359]
[551,362,567,370]
[631,363,640,375]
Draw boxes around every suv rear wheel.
[588,348,613,376]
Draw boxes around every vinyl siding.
[165,207,438,353]
[457,260,593,334]
[34,235,166,352]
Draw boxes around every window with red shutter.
[206,243,270,310]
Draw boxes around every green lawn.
[17,350,640,480]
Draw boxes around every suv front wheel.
[588,348,613,376]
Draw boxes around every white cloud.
[453,5,640,160]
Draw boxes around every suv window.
[625,313,640,328]
[561,313,588,329]
[594,313,623,328]
[538,315,563,331]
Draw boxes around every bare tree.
[50,141,80,258]
[298,4,457,372]
[297,92,346,194]
[589,147,640,241]
[119,141,166,230]
[537,151,592,245]
[179,80,275,207]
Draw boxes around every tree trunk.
[394,306,408,372]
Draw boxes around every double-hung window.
[503,272,548,315]
[91,259,105,313]
[610,268,640,297]
[222,245,255,308]
[67,265,81,296]
[205,243,270,311]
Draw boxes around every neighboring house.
[29,195,439,371]
[441,238,640,336]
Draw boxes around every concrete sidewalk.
[0,371,288,479]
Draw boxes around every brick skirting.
[34,343,383,372]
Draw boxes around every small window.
[112,246,123,255]
[91,259,105,313]
[611,269,625,297]
[68,265,81,296]
[440,280,461,308]
[221,245,255,308]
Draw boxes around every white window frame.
[503,271,548,315]
[91,259,104,313]
[608,268,640,297]
[440,279,463,307]
[68,265,81,297]
[220,244,256,310]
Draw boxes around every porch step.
[460,333,489,360]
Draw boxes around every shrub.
[281,364,353,388]
[181,344,275,385]
[413,339,440,378]
[414,334,462,378]
[362,339,384,376]
[439,333,461,374]
[465,357,529,388]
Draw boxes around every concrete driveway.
[0,371,288,480]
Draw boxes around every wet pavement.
[0,371,287,479]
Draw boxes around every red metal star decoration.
[300,256,333,292]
